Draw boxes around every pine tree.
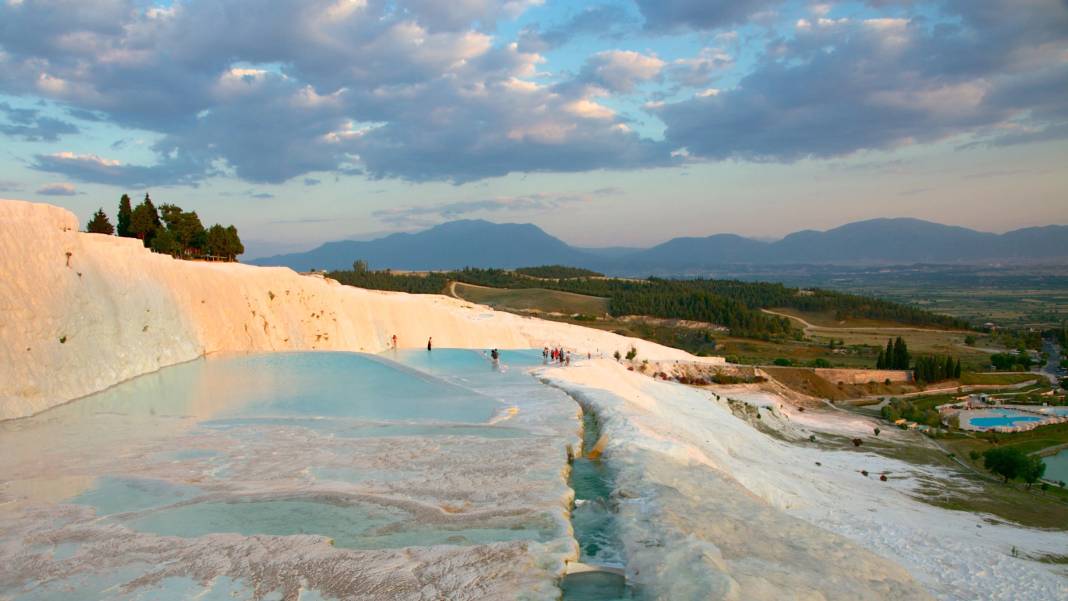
[129,195,161,247]
[86,208,114,235]
[117,194,132,237]
[954,358,962,379]
[205,224,244,261]
[205,224,228,258]
[885,338,895,368]
[876,349,886,369]
[224,225,244,260]
[150,228,180,256]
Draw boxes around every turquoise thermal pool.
[0,350,585,600]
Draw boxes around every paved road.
[1037,338,1064,385]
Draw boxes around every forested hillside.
[327,266,969,340]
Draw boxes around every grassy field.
[959,372,1041,386]
[941,423,1068,484]
[762,367,916,401]
[450,281,1002,370]
[715,336,881,368]
[818,429,1068,529]
[452,282,610,316]
[728,264,1068,331]
[450,280,1029,377]
[766,308,998,371]
[766,307,955,329]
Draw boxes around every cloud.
[0,0,1064,187]
[635,0,782,31]
[397,0,542,32]
[655,2,1068,161]
[517,4,636,52]
[31,151,208,187]
[0,0,667,185]
[303,177,321,186]
[372,190,607,227]
[36,182,78,196]
[0,180,24,193]
[579,50,664,93]
[666,47,733,88]
[0,102,79,141]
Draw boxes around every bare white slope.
[545,361,1068,601]
[0,199,716,420]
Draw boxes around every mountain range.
[249,218,1068,274]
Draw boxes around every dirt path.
[761,309,968,334]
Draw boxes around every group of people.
[397,335,585,367]
[543,346,571,366]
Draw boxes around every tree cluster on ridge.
[87,193,244,261]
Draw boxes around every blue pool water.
[0,350,579,600]
[967,409,1043,429]
[968,415,1042,428]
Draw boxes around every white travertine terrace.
[0,199,718,420]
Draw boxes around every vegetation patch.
[513,265,602,279]
[452,282,610,316]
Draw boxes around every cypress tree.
[885,338,895,368]
[86,208,114,235]
[876,349,886,369]
[893,337,910,370]
[143,193,161,229]
[117,194,132,237]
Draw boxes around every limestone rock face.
[0,199,717,419]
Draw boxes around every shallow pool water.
[1043,449,1068,484]
[0,350,578,600]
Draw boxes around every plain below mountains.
[250,218,1068,273]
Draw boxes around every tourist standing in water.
[392,334,398,349]
[427,337,432,351]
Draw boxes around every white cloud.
[36,182,78,196]
[581,50,664,93]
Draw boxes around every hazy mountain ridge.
[250,217,1068,272]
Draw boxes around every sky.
[0,0,1066,258]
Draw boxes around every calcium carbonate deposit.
[2,200,1066,600]
[0,199,712,420]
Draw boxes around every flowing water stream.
[560,406,635,601]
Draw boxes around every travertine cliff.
[0,199,714,419]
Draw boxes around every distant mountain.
[625,234,769,269]
[614,218,1068,270]
[250,219,595,271]
[251,217,1068,273]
